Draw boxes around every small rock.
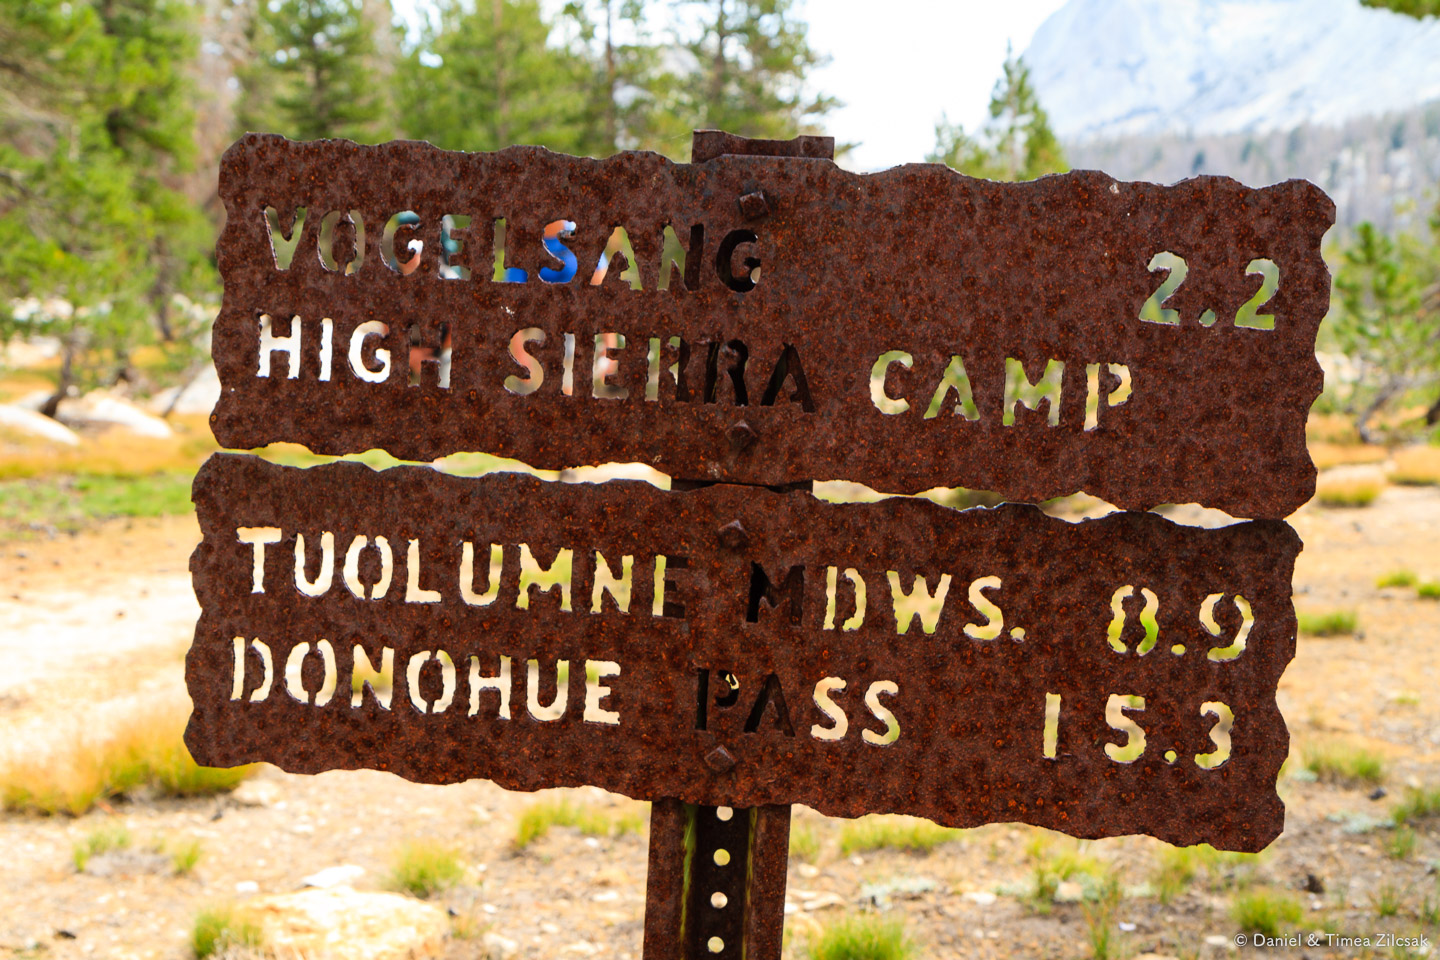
[291,822,316,835]
[83,851,171,877]
[231,780,282,808]
[54,930,77,940]
[1204,934,1234,949]
[481,903,498,914]
[482,932,519,958]
[797,863,820,879]
[592,891,620,903]
[248,886,447,960]
[801,892,845,911]
[1369,786,1388,801]
[592,866,630,886]
[563,942,600,956]
[302,865,366,889]
[541,922,561,934]
[235,880,260,894]
[963,891,997,906]
[1118,921,1138,932]
[1054,880,1085,903]
[1134,954,1180,960]
[1303,872,1325,894]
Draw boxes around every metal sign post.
[187,130,1334,957]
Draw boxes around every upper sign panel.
[212,135,1333,518]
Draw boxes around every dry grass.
[1390,445,1440,486]
[513,796,646,850]
[1314,474,1384,507]
[1309,442,1388,470]
[0,705,256,816]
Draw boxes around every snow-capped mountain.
[1025,0,1440,142]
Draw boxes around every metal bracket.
[643,801,792,959]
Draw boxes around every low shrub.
[1297,609,1358,637]
[807,914,913,960]
[387,840,464,898]
[837,815,961,856]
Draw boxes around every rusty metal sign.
[210,134,1333,520]
[186,452,1298,852]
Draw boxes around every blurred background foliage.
[0,0,1438,446]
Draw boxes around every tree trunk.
[604,0,617,151]
[493,0,509,145]
[1426,388,1440,426]
[39,329,80,420]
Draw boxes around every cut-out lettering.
[887,571,951,635]
[405,539,442,603]
[1201,593,1253,662]
[516,544,573,611]
[351,645,394,709]
[1042,692,1061,759]
[263,206,306,270]
[526,659,569,721]
[747,563,805,625]
[468,654,512,719]
[1235,258,1279,330]
[658,224,703,291]
[591,552,633,614]
[460,542,504,606]
[1139,252,1186,325]
[539,219,577,284]
[592,333,628,399]
[492,218,527,283]
[822,566,866,631]
[1196,701,1234,768]
[1003,357,1064,427]
[743,673,795,736]
[962,575,1004,640]
[862,680,900,745]
[810,677,848,741]
[342,535,393,600]
[257,315,301,379]
[295,532,335,597]
[283,639,337,706]
[1104,694,1146,762]
[759,344,815,412]
[870,351,912,415]
[715,229,760,292]
[407,650,457,713]
[1106,585,1159,655]
[381,211,422,275]
[583,660,620,725]
[238,526,282,593]
[348,321,391,383]
[504,327,545,395]
[923,355,980,420]
[591,226,642,289]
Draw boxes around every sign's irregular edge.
[185,452,1300,851]
[209,134,1334,520]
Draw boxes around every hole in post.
[711,891,727,909]
[713,849,730,866]
[715,806,733,821]
[707,937,724,954]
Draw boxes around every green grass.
[1082,873,1123,960]
[1314,478,1383,507]
[837,816,961,856]
[1026,837,1106,912]
[1232,890,1302,938]
[1302,742,1385,785]
[513,797,646,850]
[790,821,821,862]
[0,472,194,539]
[1297,609,1358,637]
[169,837,204,875]
[191,905,264,958]
[1377,569,1418,588]
[1373,882,1405,918]
[806,914,913,960]
[1392,785,1440,825]
[72,823,131,872]
[387,840,465,898]
[0,707,256,816]
[1152,844,1201,903]
[1418,581,1440,600]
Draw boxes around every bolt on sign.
[188,131,1334,959]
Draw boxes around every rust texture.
[211,134,1334,520]
[186,453,1300,851]
[642,803,791,960]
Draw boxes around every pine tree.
[398,0,591,154]
[668,0,837,153]
[563,0,669,155]
[238,0,390,142]
[928,49,1067,182]
[1360,0,1440,16]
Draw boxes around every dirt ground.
[0,485,1437,960]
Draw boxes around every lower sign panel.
[186,454,1300,851]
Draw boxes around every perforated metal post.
[643,801,791,960]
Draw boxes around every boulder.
[246,886,448,960]
[0,404,80,446]
[56,389,171,438]
[148,364,221,416]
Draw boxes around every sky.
[806,1,1069,170]
[391,0,1071,171]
